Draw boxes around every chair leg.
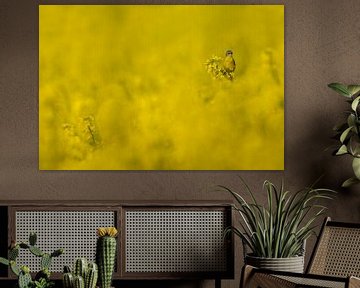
[240,265,255,288]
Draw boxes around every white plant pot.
[245,254,305,273]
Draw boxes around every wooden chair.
[241,217,360,288]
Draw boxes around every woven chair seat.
[241,218,360,288]
[277,275,347,288]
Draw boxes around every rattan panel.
[277,275,345,288]
[125,210,227,273]
[15,211,115,272]
[310,226,360,277]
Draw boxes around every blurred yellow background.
[39,5,284,170]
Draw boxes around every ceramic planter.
[245,254,305,273]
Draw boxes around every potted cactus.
[0,232,63,288]
[96,227,118,288]
[62,258,98,288]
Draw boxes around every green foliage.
[329,82,360,187]
[221,178,335,258]
[32,278,54,288]
[0,233,64,288]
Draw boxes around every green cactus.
[63,271,74,288]
[10,260,20,276]
[29,245,44,257]
[64,259,98,288]
[96,235,117,288]
[21,265,30,274]
[9,246,19,260]
[35,268,51,281]
[19,243,30,249]
[51,248,64,257]
[18,270,32,288]
[29,232,37,246]
[64,265,72,273]
[74,275,85,288]
[74,258,88,279]
[0,232,63,288]
[41,253,52,270]
[85,263,98,288]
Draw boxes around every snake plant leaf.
[221,180,335,258]
[351,96,360,111]
[328,83,352,97]
[336,145,348,155]
[347,85,360,97]
[342,177,360,188]
[340,126,353,143]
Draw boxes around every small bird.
[204,50,236,81]
[223,50,236,73]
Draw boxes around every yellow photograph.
[39,5,284,170]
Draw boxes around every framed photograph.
[39,5,284,170]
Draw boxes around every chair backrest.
[307,217,360,277]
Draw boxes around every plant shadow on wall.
[39,5,284,170]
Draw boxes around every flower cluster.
[204,56,234,81]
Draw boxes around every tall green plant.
[328,83,360,187]
[96,227,117,288]
[221,179,334,258]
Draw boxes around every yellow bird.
[223,50,236,73]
